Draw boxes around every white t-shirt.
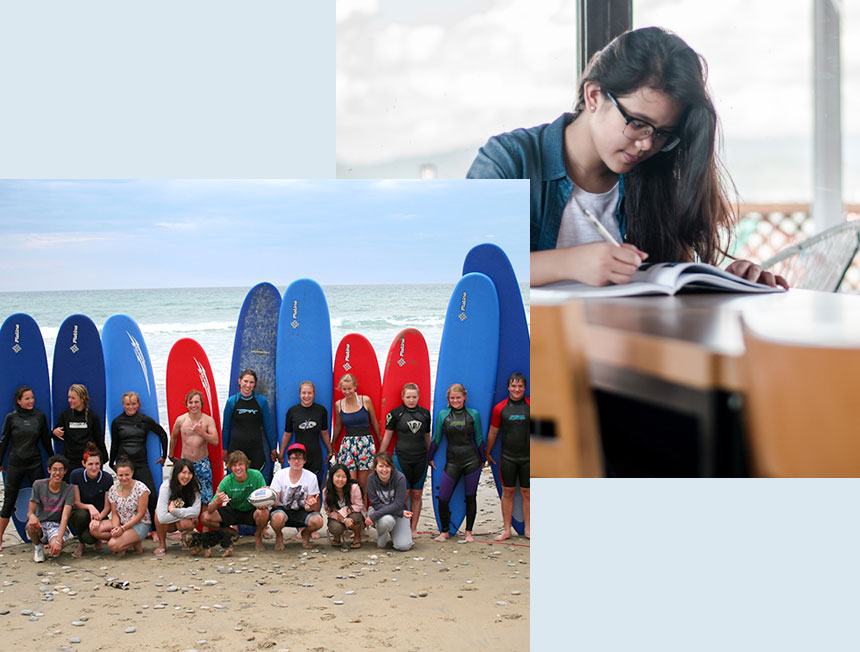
[270,468,319,510]
[556,182,621,248]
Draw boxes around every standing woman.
[332,373,380,497]
[279,381,333,490]
[153,458,201,557]
[52,383,108,477]
[222,369,277,483]
[430,384,484,543]
[0,386,52,550]
[468,26,787,289]
[323,462,365,549]
[109,391,167,524]
[379,383,431,537]
[92,457,151,556]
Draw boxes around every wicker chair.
[761,220,860,292]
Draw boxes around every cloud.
[154,221,200,232]
[18,233,114,250]
[336,0,379,23]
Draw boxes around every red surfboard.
[379,328,431,453]
[166,338,224,497]
[332,333,382,452]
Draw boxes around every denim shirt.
[467,113,626,251]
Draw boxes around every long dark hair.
[576,26,735,264]
[169,458,201,506]
[324,463,360,513]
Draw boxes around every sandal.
[153,547,166,557]
[350,540,362,549]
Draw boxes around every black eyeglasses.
[605,91,681,152]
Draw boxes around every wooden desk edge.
[584,323,745,392]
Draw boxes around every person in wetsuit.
[109,391,167,525]
[0,386,52,551]
[222,369,277,483]
[379,383,431,537]
[486,372,530,540]
[332,373,381,497]
[279,381,333,489]
[429,383,484,544]
[52,383,108,479]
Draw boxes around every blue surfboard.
[102,314,164,499]
[0,313,51,541]
[275,279,333,487]
[464,243,529,535]
[229,282,280,482]
[51,314,106,458]
[432,273,499,535]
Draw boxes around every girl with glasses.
[468,26,787,290]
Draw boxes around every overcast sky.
[0,179,528,292]
[336,0,860,199]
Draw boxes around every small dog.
[181,529,239,558]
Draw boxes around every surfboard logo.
[70,325,79,354]
[397,337,406,366]
[407,419,423,434]
[12,323,21,354]
[342,343,352,371]
[458,291,468,321]
[126,331,151,396]
[291,300,299,329]
[194,356,213,412]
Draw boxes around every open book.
[536,262,786,299]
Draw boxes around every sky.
[0,179,528,291]
[336,0,860,201]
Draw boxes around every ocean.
[0,283,530,429]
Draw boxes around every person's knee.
[107,538,121,552]
[269,511,285,529]
[178,518,196,531]
[521,488,530,499]
[254,508,270,526]
[307,514,323,531]
[502,487,516,498]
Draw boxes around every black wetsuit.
[53,408,107,477]
[386,404,431,488]
[228,395,266,471]
[284,402,328,476]
[491,397,530,488]
[441,408,482,478]
[0,407,51,519]
[109,412,168,520]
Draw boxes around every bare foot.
[464,531,474,543]
[153,547,166,557]
[495,530,511,542]
[301,532,313,549]
[433,532,449,542]
[222,546,234,557]
[524,528,530,539]
[274,535,285,552]
[311,530,320,540]
[133,542,144,555]
[411,529,418,538]
[255,539,264,552]
[72,543,85,559]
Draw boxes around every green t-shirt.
[217,469,265,512]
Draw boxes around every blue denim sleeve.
[466,135,525,179]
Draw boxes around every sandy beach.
[0,469,529,652]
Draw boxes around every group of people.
[0,367,530,562]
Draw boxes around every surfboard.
[432,272,499,535]
[379,328,431,453]
[275,279,333,485]
[0,313,51,542]
[228,282,280,482]
[332,333,382,453]
[51,314,106,458]
[102,314,164,500]
[165,338,224,497]
[464,243,529,535]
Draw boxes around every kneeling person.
[28,455,75,562]
[269,442,323,550]
[201,450,269,554]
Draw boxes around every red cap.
[286,442,307,456]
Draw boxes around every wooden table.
[532,289,860,476]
